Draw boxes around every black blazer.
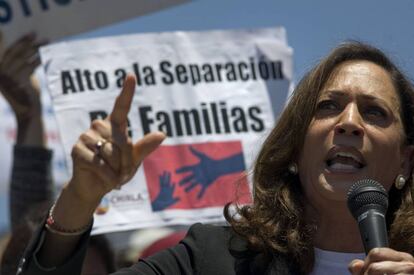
[19,223,299,275]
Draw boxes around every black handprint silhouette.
[176,147,244,199]
[151,171,180,211]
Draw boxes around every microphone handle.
[358,209,389,254]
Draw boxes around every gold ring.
[95,139,108,154]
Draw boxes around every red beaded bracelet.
[45,204,92,236]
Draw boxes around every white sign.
[0,0,190,46]
[40,28,294,234]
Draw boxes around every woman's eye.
[316,100,338,111]
[365,106,387,118]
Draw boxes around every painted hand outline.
[151,171,179,211]
[176,147,245,199]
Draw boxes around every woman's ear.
[401,145,414,178]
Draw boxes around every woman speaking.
[19,42,414,274]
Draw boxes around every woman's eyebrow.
[321,90,393,104]
[319,90,348,98]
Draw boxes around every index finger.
[348,259,364,275]
[110,74,136,127]
[366,247,414,263]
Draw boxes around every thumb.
[348,259,364,275]
[132,131,166,165]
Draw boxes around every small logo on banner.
[143,141,252,212]
[95,197,110,215]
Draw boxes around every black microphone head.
[347,179,389,220]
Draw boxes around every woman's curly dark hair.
[225,41,414,274]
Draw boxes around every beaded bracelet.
[45,204,92,236]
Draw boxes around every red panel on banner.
[143,141,251,211]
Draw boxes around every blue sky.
[1,0,414,231]
[74,0,414,81]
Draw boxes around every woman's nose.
[334,104,364,137]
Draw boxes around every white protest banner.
[40,28,294,234]
[0,0,190,46]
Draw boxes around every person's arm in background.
[0,32,53,231]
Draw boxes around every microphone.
[347,179,389,254]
